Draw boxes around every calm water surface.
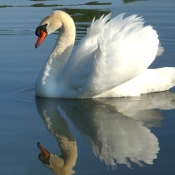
[0,0,175,174]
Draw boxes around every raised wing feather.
[63,14,160,98]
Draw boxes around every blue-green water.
[0,0,175,174]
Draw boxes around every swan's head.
[37,142,75,175]
[35,11,64,48]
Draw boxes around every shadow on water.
[30,1,112,7]
[123,0,146,3]
[35,91,175,173]
[0,1,110,42]
[0,0,146,8]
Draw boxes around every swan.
[35,10,175,98]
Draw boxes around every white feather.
[63,14,159,97]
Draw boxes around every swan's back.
[61,14,160,98]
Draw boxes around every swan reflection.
[36,100,77,175]
[36,91,175,170]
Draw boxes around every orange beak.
[37,142,50,160]
[35,30,47,48]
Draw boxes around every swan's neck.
[50,28,75,76]
[43,24,75,82]
[36,17,75,97]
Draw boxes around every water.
[0,0,175,174]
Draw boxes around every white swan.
[35,10,175,98]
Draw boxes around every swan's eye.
[35,24,48,37]
[35,27,41,37]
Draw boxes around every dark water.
[0,0,175,174]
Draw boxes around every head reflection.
[36,99,77,175]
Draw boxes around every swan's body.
[35,10,175,98]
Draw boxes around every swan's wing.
[63,14,160,97]
[63,13,112,73]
